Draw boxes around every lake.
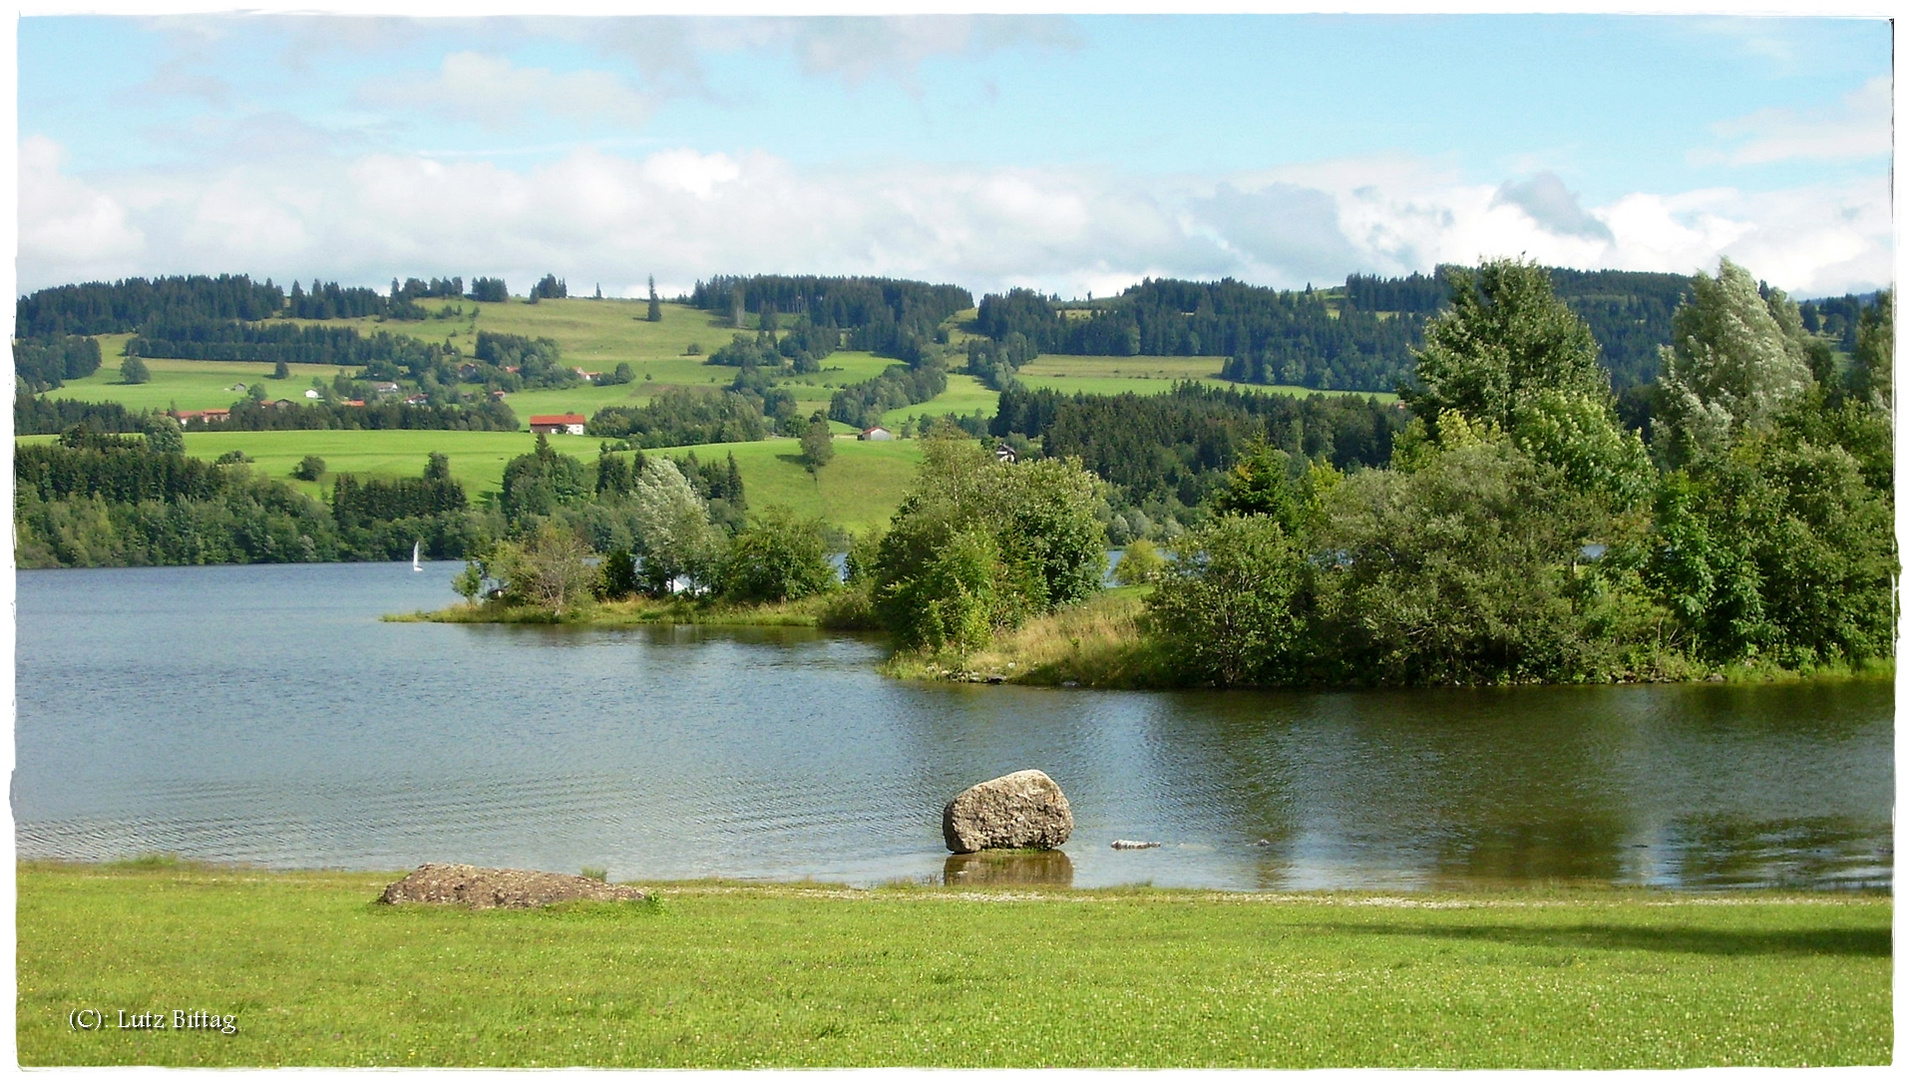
[13,562,1894,891]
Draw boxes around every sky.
[11,6,1897,301]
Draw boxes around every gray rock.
[378,863,646,909]
[1110,839,1161,850]
[942,769,1073,853]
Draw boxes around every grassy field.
[1017,354,1399,403]
[292,298,742,372]
[43,352,357,413]
[14,861,1890,1068]
[34,306,1396,434]
[18,428,924,534]
[879,373,1000,427]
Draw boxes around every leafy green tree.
[271,359,290,380]
[870,432,1106,651]
[1403,257,1607,435]
[292,455,327,481]
[800,412,835,472]
[1112,537,1164,586]
[880,525,1004,653]
[119,355,151,384]
[1647,428,1895,667]
[500,434,590,521]
[719,507,838,604]
[632,457,722,595]
[1146,515,1308,686]
[453,559,488,603]
[490,522,597,616]
[1655,258,1814,465]
[1315,437,1630,686]
[141,414,185,454]
[1849,288,1893,416]
[597,549,639,600]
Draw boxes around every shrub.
[719,508,837,604]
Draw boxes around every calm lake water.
[13,562,1895,891]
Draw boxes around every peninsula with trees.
[12,260,1894,688]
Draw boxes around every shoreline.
[388,589,1897,691]
[19,857,1893,898]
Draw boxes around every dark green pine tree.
[648,276,662,322]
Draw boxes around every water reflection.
[944,850,1074,887]
[12,564,1894,891]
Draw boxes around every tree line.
[13,336,102,392]
[688,274,972,360]
[974,267,1716,397]
[1128,258,1893,685]
[829,360,949,430]
[191,396,519,432]
[989,383,1406,531]
[586,387,769,447]
[14,270,572,341]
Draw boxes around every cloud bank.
[17,137,1893,300]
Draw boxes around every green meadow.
[20,428,923,534]
[1017,353,1399,402]
[879,373,1000,426]
[23,299,1390,535]
[33,303,1393,433]
[42,349,357,413]
[14,861,1891,1069]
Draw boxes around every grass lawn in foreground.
[14,862,1890,1068]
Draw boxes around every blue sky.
[14,11,1895,299]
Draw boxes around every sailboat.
[411,540,423,572]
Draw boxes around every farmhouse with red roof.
[530,413,587,435]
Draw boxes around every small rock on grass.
[378,863,647,909]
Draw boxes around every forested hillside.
[688,275,973,360]
[975,267,1725,395]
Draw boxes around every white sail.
[412,540,423,571]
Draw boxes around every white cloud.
[17,136,145,279]
[1699,75,1892,166]
[15,141,1893,302]
[360,52,655,133]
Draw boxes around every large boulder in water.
[942,769,1073,853]
[378,863,646,909]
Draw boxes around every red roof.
[530,414,587,425]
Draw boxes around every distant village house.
[170,408,230,426]
[859,426,894,441]
[530,413,587,435]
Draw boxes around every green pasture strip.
[171,429,540,500]
[879,374,1001,427]
[665,437,923,536]
[42,356,355,413]
[1019,354,1231,381]
[18,429,923,534]
[1017,355,1399,403]
[282,299,739,370]
[15,863,1890,1068]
